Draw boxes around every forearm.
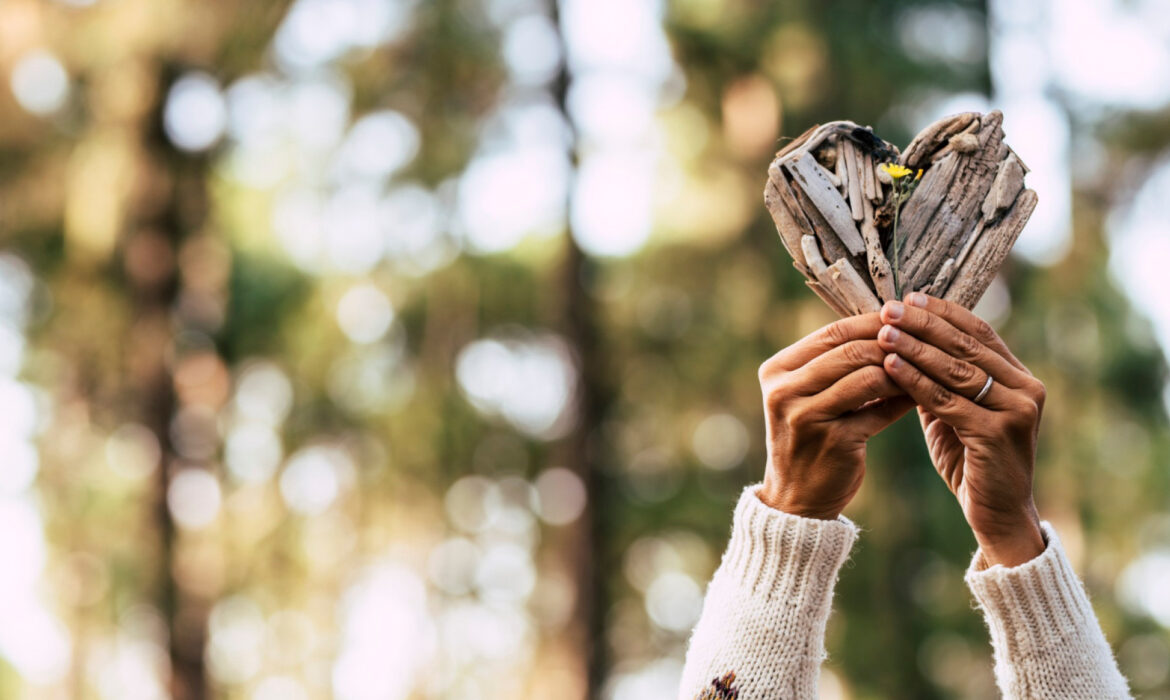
[678,485,858,700]
[967,522,1132,699]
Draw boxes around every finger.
[809,365,904,418]
[882,352,988,425]
[903,292,1028,372]
[784,339,889,396]
[880,300,1028,389]
[768,313,884,371]
[877,325,1012,408]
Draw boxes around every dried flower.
[884,163,925,298]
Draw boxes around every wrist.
[973,508,1045,567]
[757,481,842,520]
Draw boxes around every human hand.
[877,293,1047,566]
[758,314,916,520]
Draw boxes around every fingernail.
[887,353,904,369]
[884,301,904,320]
[907,292,927,307]
[880,325,900,343]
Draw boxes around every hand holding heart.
[760,292,1046,566]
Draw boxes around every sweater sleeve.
[965,521,1133,699]
[677,484,859,700]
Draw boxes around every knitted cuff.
[720,484,860,598]
[965,522,1100,659]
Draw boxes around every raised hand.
[758,313,916,520]
[877,292,1047,566]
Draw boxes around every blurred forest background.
[1,0,1169,698]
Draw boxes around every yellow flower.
[915,168,924,180]
[881,163,914,180]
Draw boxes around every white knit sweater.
[678,485,1133,699]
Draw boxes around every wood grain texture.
[861,197,897,301]
[826,258,881,314]
[944,188,1038,307]
[784,152,866,256]
[763,178,807,268]
[764,110,1035,316]
[842,140,865,223]
[900,112,980,170]
[791,179,855,268]
[896,112,1009,293]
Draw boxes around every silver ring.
[972,374,994,404]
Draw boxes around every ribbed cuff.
[965,522,1099,659]
[721,485,860,598]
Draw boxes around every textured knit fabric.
[678,485,859,699]
[678,485,1132,699]
[966,523,1132,698]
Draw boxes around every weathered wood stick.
[944,188,1038,308]
[862,151,878,203]
[835,143,849,193]
[801,234,830,276]
[982,153,1026,223]
[897,112,1009,292]
[843,140,865,222]
[861,196,897,301]
[792,183,857,274]
[774,122,821,160]
[784,152,866,256]
[900,112,980,170]
[806,280,854,318]
[923,257,957,297]
[801,235,854,314]
[767,165,818,243]
[764,178,808,268]
[826,257,882,314]
[887,150,961,261]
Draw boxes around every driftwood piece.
[982,153,1026,223]
[899,112,980,171]
[862,151,878,203]
[791,177,856,268]
[764,111,1035,315]
[806,280,853,318]
[896,111,1009,294]
[826,258,882,314]
[784,152,866,256]
[861,197,897,301]
[768,165,817,240]
[842,140,865,222]
[763,178,807,268]
[835,140,849,193]
[800,236,854,315]
[944,189,1038,307]
[775,122,821,160]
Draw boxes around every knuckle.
[757,361,771,385]
[822,321,848,347]
[784,403,815,430]
[972,318,995,343]
[764,375,793,407]
[1003,397,1040,429]
[841,340,868,365]
[954,332,981,361]
[928,382,954,409]
[861,366,889,394]
[949,358,977,385]
[1029,378,1047,406]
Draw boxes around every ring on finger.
[972,373,994,404]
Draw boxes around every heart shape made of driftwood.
[764,110,1037,316]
